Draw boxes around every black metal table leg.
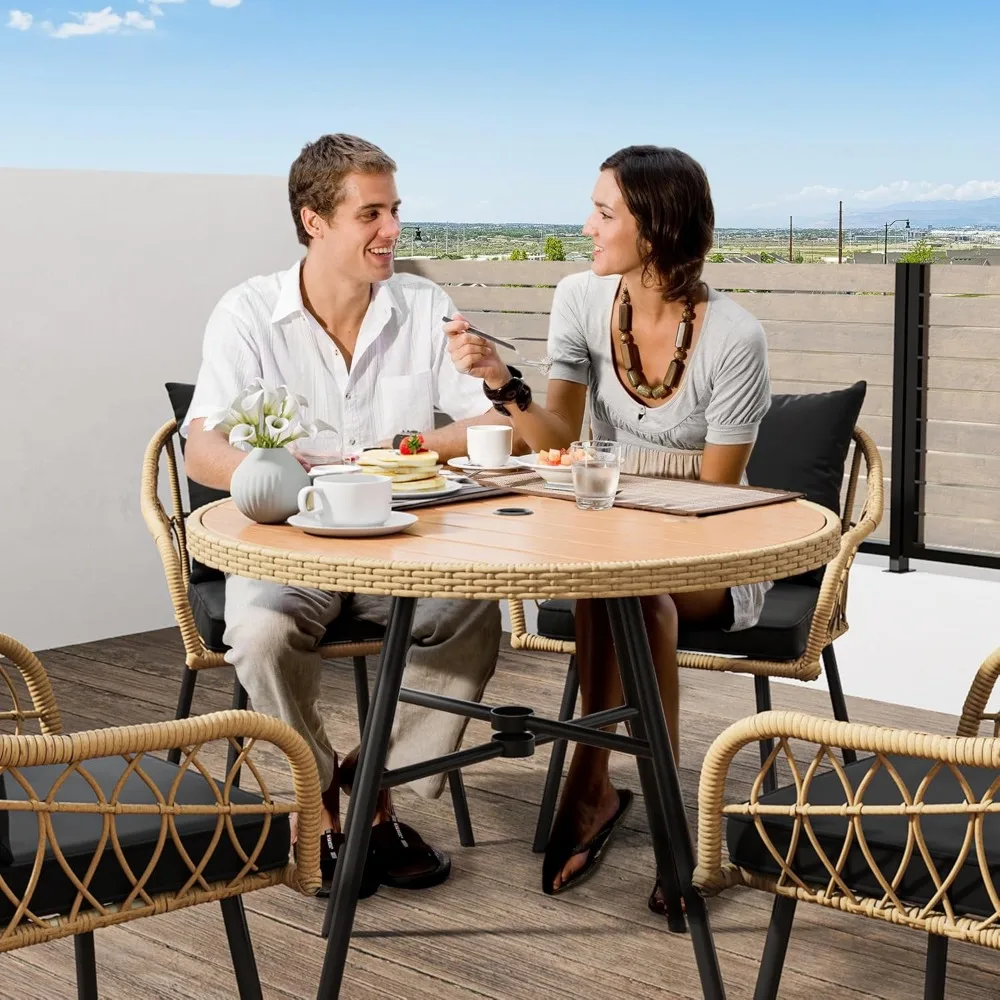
[608,597,727,1000]
[317,596,417,998]
[605,602,686,934]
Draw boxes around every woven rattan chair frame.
[509,427,883,679]
[694,646,1000,997]
[0,631,320,984]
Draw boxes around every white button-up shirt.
[182,260,491,449]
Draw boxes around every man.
[182,133,507,895]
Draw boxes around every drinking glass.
[290,428,343,471]
[570,439,621,511]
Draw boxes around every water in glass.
[572,463,620,510]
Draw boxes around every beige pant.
[223,577,501,799]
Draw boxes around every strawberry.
[398,433,426,456]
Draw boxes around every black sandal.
[542,788,633,896]
[368,815,451,890]
[340,752,451,891]
[296,829,380,899]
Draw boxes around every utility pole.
[788,216,793,262]
[838,201,843,263]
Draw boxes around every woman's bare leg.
[548,594,683,889]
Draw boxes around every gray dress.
[547,270,772,631]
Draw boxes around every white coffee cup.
[297,474,392,527]
[467,425,513,468]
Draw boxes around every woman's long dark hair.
[600,145,714,301]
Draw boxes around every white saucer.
[447,456,521,474]
[287,511,417,537]
[391,478,464,502]
[308,464,362,478]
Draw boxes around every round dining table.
[187,493,840,1000]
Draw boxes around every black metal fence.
[860,262,1000,573]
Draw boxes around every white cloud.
[7,9,33,29]
[43,5,158,37]
[854,179,1000,204]
[793,185,842,200]
[209,0,241,6]
[124,9,155,28]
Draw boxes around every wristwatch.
[483,365,532,416]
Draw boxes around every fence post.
[888,262,929,573]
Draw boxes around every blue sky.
[2,0,998,225]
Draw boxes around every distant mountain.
[809,197,1000,229]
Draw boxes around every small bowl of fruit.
[516,447,583,485]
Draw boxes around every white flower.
[205,381,330,449]
[228,423,256,452]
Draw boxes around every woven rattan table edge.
[186,499,841,600]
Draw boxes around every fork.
[442,315,553,372]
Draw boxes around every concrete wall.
[1,168,298,650]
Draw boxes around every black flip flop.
[542,788,634,896]
[367,815,452,890]
[648,875,687,918]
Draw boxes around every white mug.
[297,474,392,527]
[467,425,512,468]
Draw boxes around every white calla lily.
[228,423,257,452]
[209,381,324,450]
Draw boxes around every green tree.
[759,251,774,263]
[708,252,725,263]
[897,240,943,264]
[543,236,566,261]
[794,253,804,264]
[509,248,528,261]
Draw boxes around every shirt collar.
[270,260,409,327]
[270,260,307,324]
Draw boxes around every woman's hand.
[444,313,512,389]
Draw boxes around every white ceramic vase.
[230,447,309,524]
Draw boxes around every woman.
[445,145,770,912]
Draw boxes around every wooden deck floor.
[5,627,1000,999]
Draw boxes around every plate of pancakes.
[358,448,463,500]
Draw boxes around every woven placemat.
[475,470,801,516]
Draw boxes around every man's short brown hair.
[288,134,397,246]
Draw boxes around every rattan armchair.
[0,631,321,999]
[512,426,884,851]
[141,418,474,843]
[694,646,1000,1000]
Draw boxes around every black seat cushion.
[190,579,386,654]
[536,599,576,643]
[747,381,866,585]
[165,381,229,586]
[0,755,289,922]
[536,580,819,662]
[728,754,1000,920]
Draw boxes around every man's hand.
[444,313,511,389]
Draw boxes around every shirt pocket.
[376,370,435,440]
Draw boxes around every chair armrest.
[694,708,1000,900]
[141,420,207,662]
[800,427,884,666]
[0,633,62,735]
[956,647,1000,738]
[0,709,322,896]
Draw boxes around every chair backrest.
[164,383,228,584]
[746,381,867,584]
